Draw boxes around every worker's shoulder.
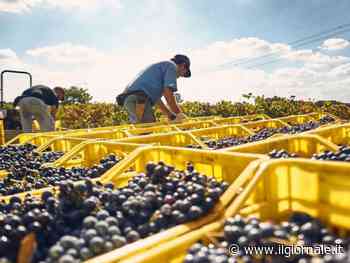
[150,60,176,70]
[32,84,51,90]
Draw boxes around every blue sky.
[1,0,350,102]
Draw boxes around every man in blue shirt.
[117,54,191,123]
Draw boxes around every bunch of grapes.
[0,161,228,263]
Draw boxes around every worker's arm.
[162,87,182,114]
[156,99,176,120]
[162,88,187,122]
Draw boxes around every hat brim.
[184,68,191,78]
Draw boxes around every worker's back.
[15,85,58,107]
[22,85,54,104]
[125,60,178,105]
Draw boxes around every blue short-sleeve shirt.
[124,61,178,104]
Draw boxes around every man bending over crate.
[116,54,191,124]
[14,85,65,132]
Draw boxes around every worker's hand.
[173,112,187,123]
[167,112,177,121]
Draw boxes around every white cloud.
[182,39,350,102]
[180,67,271,102]
[0,49,18,60]
[320,38,350,51]
[284,49,347,64]
[328,63,350,79]
[284,49,350,71]
[191,38,290,70]
[44,0,121,10]
[189,38,350,74]
[0,0,33,13]
[0,49,47,101]
[3,37,350,104]
[0,0,121,14]
[273,67,319,82]
[26,43,106,64]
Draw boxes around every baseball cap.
[172,54,191,78]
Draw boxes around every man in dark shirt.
[14,85,65,132]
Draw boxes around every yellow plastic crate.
[119,221,223,263]
[6,124,133,144]
[117,131,207,148]
[5,133,39,145]
[136,119,174,127]
[80,124,133,130]
[5,133,61,147]
[213,114,271,126]
[0,136,70,177]
[159,116,218,123]
[54,124,179,139]
[36,136,88,152]
[51,141,142,168]
[0,138,136,171]
[102,147,262,208]
[5,130,91,146]
[55,120,63,130]
[212,116,245,126]
[242,113,271,121]
[188,116,221,122]
[82,147,263,263]
[0,138,128,180]
[32,120,64,131]
[225,134,338,158]
[26,123,174,139]
[158,116,219,124]
[241,119,291,132]
[225,158,350,230]
[137,117,221,127]
[305,123,350,146]
[175,120,218,131]
[12,127,130,143]
[189,124,254,148]
[7,129,123,147]
[54,124,132,133]
[305,112,340,122]
[4,122,191,146]
[3,137,88,177]
[0,141,143,202]
[0,145,263,263]
[49,126,129,136]
[68,129,130,140]
[124,158,350,263]
[124,125,180,136]
[277,114,317,125]
[0,120,4,145]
